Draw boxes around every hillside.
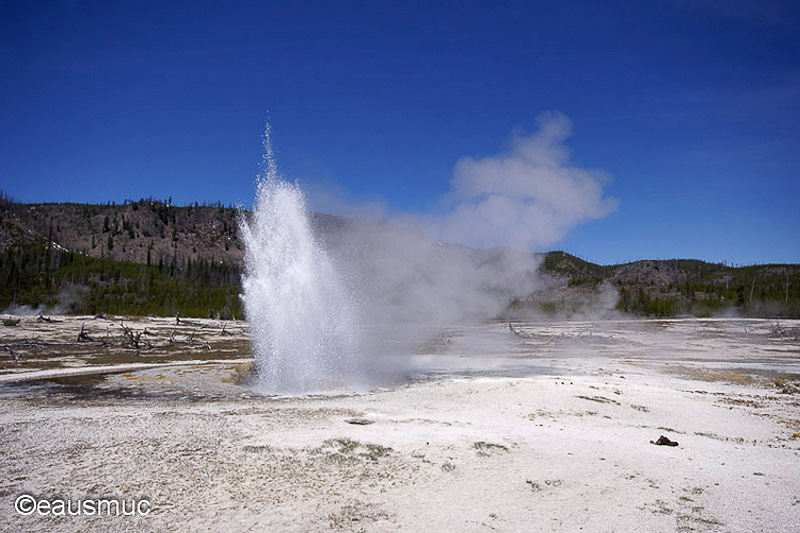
[0,195,244,318]
[540,251,800,317]
[1,196,799,318]
[0,195,242,265]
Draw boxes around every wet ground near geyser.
[2,316,798,404]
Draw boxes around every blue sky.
[1,1,798,265]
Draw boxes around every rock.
[650,435,679,447]
[345,418,374,425]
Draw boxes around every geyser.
[240,124,360,394]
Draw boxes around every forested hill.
[539,251,800,317]
[0,195,243,318]
[0,196,356,319]
[1,195,799,318]
[0,194,243,266]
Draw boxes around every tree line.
[1,243,244,319]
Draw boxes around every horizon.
[2,1,798,265]
[1,191,796,269]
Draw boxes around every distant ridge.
[0,195,243,266]
[537,251,800,317]
[1,196,798,318]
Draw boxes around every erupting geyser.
[240,124,360,394]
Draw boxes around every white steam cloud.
[303,111,619,330]
[242,114,621,389]
[313,112,619,251]
[421,111,618,250]
[306,113,615,322]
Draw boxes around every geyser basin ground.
[1,317,799,532]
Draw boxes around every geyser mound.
[240,127,361,394]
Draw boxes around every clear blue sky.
[1,1,798,265]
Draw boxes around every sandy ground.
[1,317,799,532]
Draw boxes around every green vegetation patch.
[1,243,243,319]
[318,438,393,463]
